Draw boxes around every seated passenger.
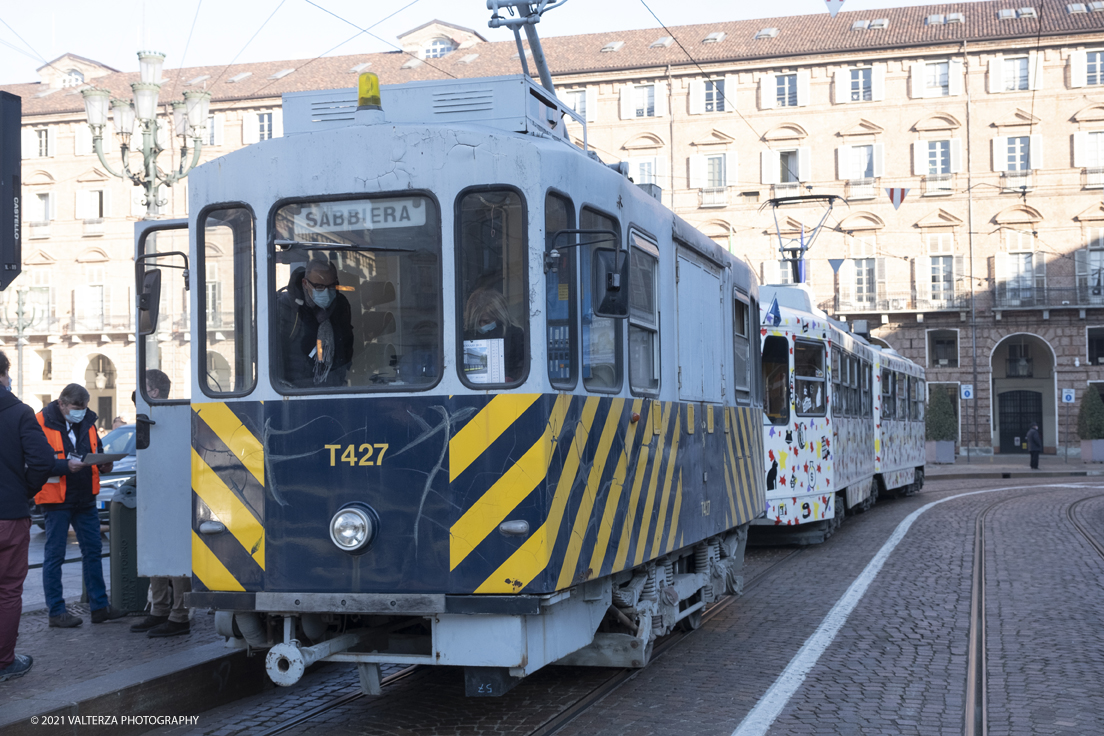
[277,259,354,387]
[463,289,525,383]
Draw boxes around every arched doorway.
[84,354,117,431]
[990,333,1055,454]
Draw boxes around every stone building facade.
[3,1,1103,452]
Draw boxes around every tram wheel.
[677,594,703,632]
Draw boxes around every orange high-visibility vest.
[34,412,99,505]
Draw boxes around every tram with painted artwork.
[130,4,767,698]
[753,284,925,544]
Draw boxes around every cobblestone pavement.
[110,479,1104,734]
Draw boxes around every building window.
[928,140,951,175]
[1007,136,1031,171]
[852,145,875,179]
[855,258,876,304]
[425,37,455,59]
[706,155,726,188]
[34,193,51,223]
[776,74,798,107]
[565,89,586,118]
[850,68,872,101]
[925,62,950,96]
[928,329,959,367]
[206,115,217,146]
[633,85,655,117]
[62,69,84,88]
[631,158,656,185]
[779,149,800,183]
[705,80,725,112]
[931,255,954,302]
[36,129,49,157]
[1089,327,1104,365]
[1004,57,1030,91]
[1089,51,1104,85]
[258,113,273,141]
[1007,341,1033,378]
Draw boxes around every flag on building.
[886,188,910,209]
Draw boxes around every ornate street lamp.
[81,51,211,219]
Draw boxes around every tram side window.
[457,189,528,387]
[733,294,751,403]
[881,367,895,419]
[912,377,925,421]
[897,372,908,419]
[546,192,576,389]
[794,341,827,416]
[271,195,441,391]
[849,356,860,418]
[581,207,622,392]
[629,233,660,395]
[750,297,762,406]
[863,361,872,417]
[831,347,842,415]
[200,206,255,395]
[762,336,789,425]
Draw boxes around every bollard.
[110,496,149,612]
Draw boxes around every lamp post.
[1,288,36,397]
[81,51,211,219]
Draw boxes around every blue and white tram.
[754,285,925,543]
[132,71,767,697]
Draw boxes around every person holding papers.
[463,289,526,384]
[35,384,126,628]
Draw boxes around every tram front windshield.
[271,196,441,391]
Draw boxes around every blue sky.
[0,0,992,84]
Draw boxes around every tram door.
[676,251,724,402]
[134,220,193,576]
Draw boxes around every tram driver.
[277,259,355,388]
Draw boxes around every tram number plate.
[325,444,390,467]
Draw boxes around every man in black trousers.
[1027,422,1043,470]
[0,351,56,681]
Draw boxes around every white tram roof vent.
[282,75,587,151]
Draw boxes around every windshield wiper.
[274,239,414,253]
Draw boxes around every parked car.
[30,424,136,530]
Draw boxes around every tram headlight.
[329,505,378,553]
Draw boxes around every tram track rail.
[255,547,806,736]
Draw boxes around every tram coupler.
[265,630,369,687]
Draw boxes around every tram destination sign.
[0,91,20,290]
[292,197,426,237]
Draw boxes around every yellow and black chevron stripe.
[191,402,266,593]
[447,395,764,595]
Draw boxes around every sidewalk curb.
[927,471,1104,480]
[0,641,267,735]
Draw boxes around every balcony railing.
[923,173,954,196]
[1085,167,1104,189]
[829,291,970,314]
[28,222,50,239]
[70,310,131,333]
[699,187,728,208]
[1001,170,1033,193]
[82,218,104,236]
[846,178,877,200]
[1005,357,1033,377]
[772,182,803,196]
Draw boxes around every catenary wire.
[208,0,289,88]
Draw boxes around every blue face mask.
[310,287,335,309]
[67,409,87,424]
[478,321,497,334]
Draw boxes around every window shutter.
[875,257,887,302]
[1070,50,1087,89]
[102,188,111,218]
[954,255,965,295]
[689,80,705,115]
[761,260,782,284]
[72,287,85,332]
[796,70,810,106]
[797,147,812,181]
[913,141,926,175]
[872,65,886,101]
[988,56,1003,94]
[21,128,35,159]
[837,145,853,180]
[689,155,705,189]
[992,137,1009,172]
[873,143,885,178]
[654,155,668,189]
[653,81,667,118]
[909,63,924,99]
[619,86,632,119]
[46,128,57,158]
[993,253,1009,302]
[585,88,598,122]
[75,124,92,156]
[838,260,856,307]
[724,75,737,113]
[759,74,776,110]
[1029,134,1043,170]
[242,113,259,144]
[1074,131,1088,168]
[75,191,88,221]
[950,138,963,173]
[949,59,965,96]
[272,109,283,138]
[761,150,780,185]
[725,152,738,187]
[913,256,932,305]
[833,69,847,104]
[213,113,225,145]
[1028,50,1042,91]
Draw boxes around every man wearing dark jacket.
[0,351,55,681]
[36,384,126,628]
[1027,422,1043,469]
[276,259,354,388]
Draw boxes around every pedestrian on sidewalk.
[1027,422,1043,470]
[36,384,127,628]
[0,351,56,681]
[130,370,191,638]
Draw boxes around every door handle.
[136,413,156,450]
